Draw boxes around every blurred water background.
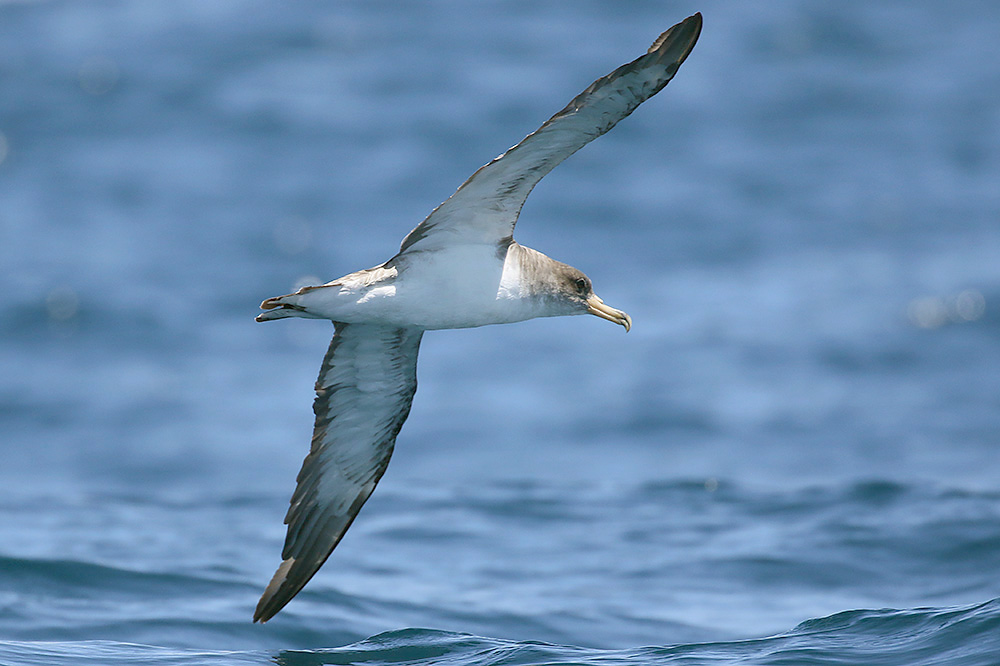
[2,1,1000,664]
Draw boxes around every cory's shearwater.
[253,12,702,623]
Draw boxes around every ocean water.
[2,1,1000,664]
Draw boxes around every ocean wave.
[1,599,997,666]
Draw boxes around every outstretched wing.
[254,323,423,623]
[397,13,702,255]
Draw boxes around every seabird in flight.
[253,12,702,622]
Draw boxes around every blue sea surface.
[2,1,1000,664]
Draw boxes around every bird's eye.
[574,277,589,294]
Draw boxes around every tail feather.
[256,293,326,322]
[260,296,290,310]
[256,306,303,322]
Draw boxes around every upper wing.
[254,323,423,623]
[396,12,702,255]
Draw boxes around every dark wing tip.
[253,557,298,623]
[253,530,344,623]
[648,12,703,63]
[255,554,330,623]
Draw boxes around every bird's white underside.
[279,243,577,330]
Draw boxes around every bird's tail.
[255,292,328,322]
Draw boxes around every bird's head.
[555,265,632,332]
